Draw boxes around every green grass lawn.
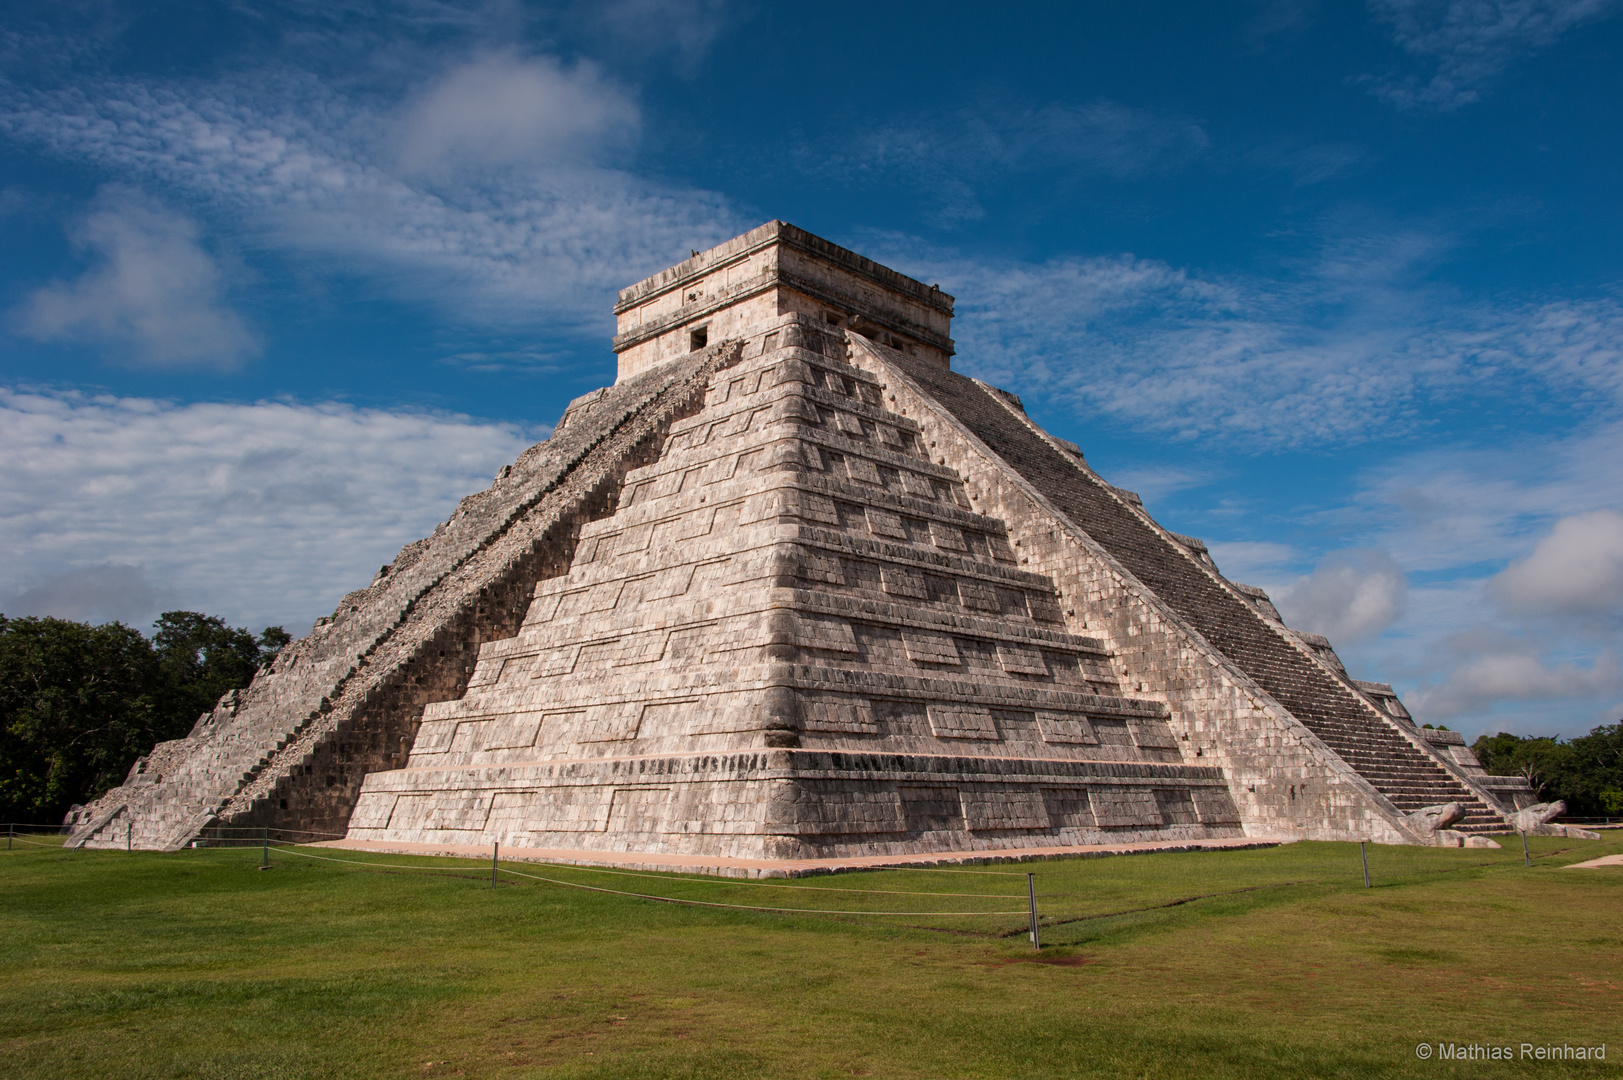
[2,834,1619,1079]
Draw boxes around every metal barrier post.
[1027,872,1039,950]
[1522,831,1531,868]
[492,842,499,889]
[262,826,270,870]
[127,821,132,852]
[8,824,12,851]
[1361,842,1370,888]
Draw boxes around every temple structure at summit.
[70,222,1534,863]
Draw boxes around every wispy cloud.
[1365,0,1620,110]
[14,186,261,370]
[1243,0,1322,44]
[0,60,742,333]
[869,227,1623,446]
[0,388,540,634]
[1243,139,1367,186]
[1282,421,1623,735]
[804,101,1210,226]
[570,0,740,72]
[1204,541,1305,585]
[1341,420,1623,572]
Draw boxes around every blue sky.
[1,0,1620,741]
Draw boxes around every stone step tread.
[893,353,1494,833]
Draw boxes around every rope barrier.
[465,859,1026,899]
[1009,880,1316,935]
[19,835,1582,927]
[270,847,488,872]
[253,835,1029,896]
[195,827,349,842]
[211,826,349,840]
[866,865,1029,877]
[267,845,1027,917]
[494,864,1030,917]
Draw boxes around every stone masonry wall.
[71,344,740,850]
[350,313,1242,860]
[850,335,1437,844]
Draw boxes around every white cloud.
[0,66,742,331]
[1278,550,1408,642]
[8,60,1617,446]
[0,388,540,634]
[394,52,639,175]
[1366,0,1620,110]
[1410,645,1622,719]
[1491,508,1623,616]
[868,230,1623,446]
[14,187,260,369]
[1103,464,1222,504]
[1274,421,1623,736]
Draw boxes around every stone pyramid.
[72,222,1527,857]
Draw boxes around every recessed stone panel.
[927,703,999,739]
[1089,789,1163,829]
[902,630,960,665]
[962,789,1050,831]
[1036,712,1098,745]
[997,643,1047,675]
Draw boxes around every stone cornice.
[612,222,956,357]
[615,221,954,314]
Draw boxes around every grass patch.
[2,835,1619,1078]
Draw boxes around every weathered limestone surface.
[76,220,1522,857]
[613,221,955,381]
[353,312,1241,858]
[1415,724,1538,810]
[70,348,735,850]
[861,338,1511,840]
[1511,801,1603,840]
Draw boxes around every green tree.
[1471,722,1623,816]
[0,611,291,824]
[1558,723,1623,816]
[1472,731,1562,792]
[0,616,163,823]
[256,626,292,661]
[152,611,266,731]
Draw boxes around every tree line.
[1471,723,1623,816]
[0,612,288,825]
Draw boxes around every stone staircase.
[1284,716,1503,832]
[70,343,738,851]
[883,350,1507,836]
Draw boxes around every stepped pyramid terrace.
[70,222,1539,867]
